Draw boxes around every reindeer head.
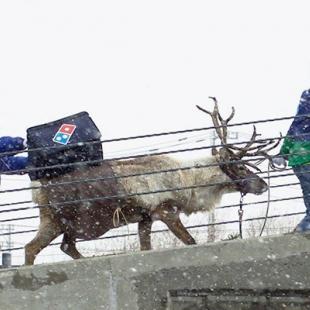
[197,98,280,195]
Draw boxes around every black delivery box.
[27,112,103,180]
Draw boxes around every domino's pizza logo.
[53,124,76,145]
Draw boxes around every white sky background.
[1,0,310,138]
[1,0,310,265]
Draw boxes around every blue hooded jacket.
[286,89,310,141]
[281,89,310,166]
[0,137,28,174]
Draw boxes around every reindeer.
[25,98,279,265]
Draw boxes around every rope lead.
[239,193,245,239]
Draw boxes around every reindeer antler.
[196,97,235,145]
[197,98,281,159]
[235,135,282,159]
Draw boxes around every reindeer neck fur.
[181,156,237,215]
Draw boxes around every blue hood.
[287,89,310,141]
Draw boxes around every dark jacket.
[0,137,28,173]
[280,89,310,166]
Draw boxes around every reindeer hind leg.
[25,220,63,265]
[60,233,83,260]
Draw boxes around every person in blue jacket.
[273,89,310,233]
[0,136,28,174]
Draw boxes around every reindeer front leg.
[163,217,196,246]
[138,215,153,250]
[153,202,196,246]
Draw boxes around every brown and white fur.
[25,99,277,265]
[25,154,266,265]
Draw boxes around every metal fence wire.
[0,113,308,256]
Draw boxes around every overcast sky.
[1,1,310,264]
[1,0,310,141]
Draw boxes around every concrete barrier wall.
[0,233,310,309]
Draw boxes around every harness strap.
[239,193,245,239]
[112,207,129,227]
[259,160,273,237]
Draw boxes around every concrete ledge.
[1,233,310,309]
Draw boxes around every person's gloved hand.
[272,155,286,167]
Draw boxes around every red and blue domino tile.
[53,124,77,145]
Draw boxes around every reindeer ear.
[212,148,218,156]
